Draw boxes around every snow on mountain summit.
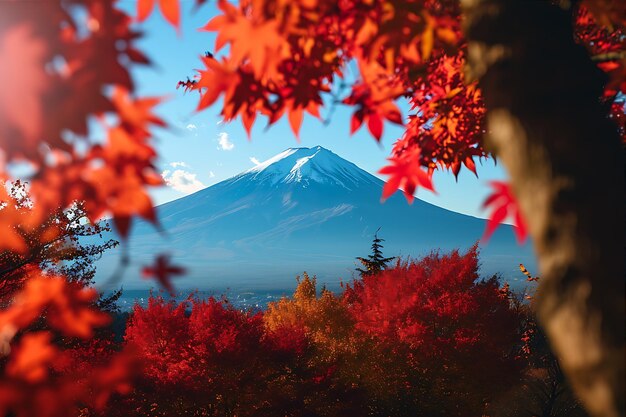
[236,146,379,190]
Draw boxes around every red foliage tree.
[124,296,192,388]
[122,296,292,416]
[186,298,267,414]
[345,245,523,415]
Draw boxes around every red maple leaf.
[482,181,527,243]
[142,254,186,296]
[379,155,435,203]
[137,0,180,29]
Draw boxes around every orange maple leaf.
[87,164,157,238]
[202,0,289,80]
[6,332,58,383]
[137,0,181,29]
[0,273,110,339]
[110,86,165,141]
[195,56,240,111]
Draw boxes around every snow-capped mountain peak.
[92,144,535,292]
[238,146,379,190]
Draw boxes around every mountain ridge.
[92,146,536,293]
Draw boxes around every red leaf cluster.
[345,246,519,354]
[0,271,138,417]
[0,1,163,247]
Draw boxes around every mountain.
[92,146,536,293]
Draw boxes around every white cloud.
[249,157,261,166]
[169,161,189,168]
[186,123,197,131]
[208,171,216,178]
[162,169,205,194]
[217,132,234,151]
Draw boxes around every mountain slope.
[93,146,535,292]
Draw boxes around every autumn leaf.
[89,347,142,410]
[85,126,161,237]
[288,107,304,138]
[368,113,384,140]
[110,86,165,140]
[0,24,49,160]
[421,15,435,61]
[195,56,240,111]
[142,254,186,296]
[137,0,181,29]
[482,181,527,243]
[379,155,435,203]
[6,332,58,383]
[202,0,289,80]
[350,110,365,135]
[0,272,109,335]
[344,56,405,141]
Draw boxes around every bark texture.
[460,1,625,417]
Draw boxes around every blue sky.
[119,1,509,219]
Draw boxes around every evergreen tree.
[356,228,395,277]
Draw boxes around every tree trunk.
[460,1,625,417]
